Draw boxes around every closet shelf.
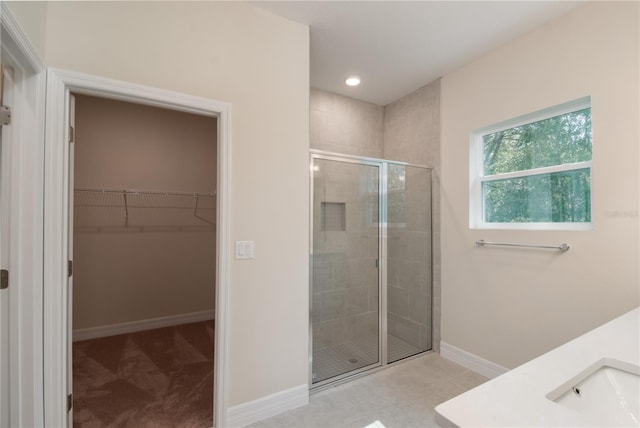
[75,187,216,198]
[74,187,216,230]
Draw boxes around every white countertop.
[435,307,640,427]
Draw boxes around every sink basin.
[546,358,639,426]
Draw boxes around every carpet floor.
[73,320,214,428]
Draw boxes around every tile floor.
[247,353,488,428]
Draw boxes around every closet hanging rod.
[476,239,570,252]
[74,187,216,197]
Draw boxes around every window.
[470,97,592,229]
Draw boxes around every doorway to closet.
[70,94,217,427]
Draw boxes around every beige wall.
[441,1,639,369]
[5,1,47,60]
[73,95,216,330]
[45,1,309,406]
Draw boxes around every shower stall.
[310,151,433,388]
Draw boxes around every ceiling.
[252,1,586,106]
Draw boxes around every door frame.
[1,4,47,427]
[308,149,434,389]
[43,68,232,427]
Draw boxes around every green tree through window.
[472,99,592,226]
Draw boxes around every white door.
[67,93,76,427]
[0,64,14,428]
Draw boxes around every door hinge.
[67,393,73,412]
[0,105,11,126]
[0,269,8,290]
[69,125,75,143]
[68,260,73,277]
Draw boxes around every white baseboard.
[227,384,309,427]
[73,309,215,342]
[440,341,509,379]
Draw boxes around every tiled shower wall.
[310,88,384,157]
[310,79,441,354]
[383,81,441,167]
[383,80,441,352]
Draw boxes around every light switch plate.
[235,241,255,259]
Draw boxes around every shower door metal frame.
[309,149,433,390]
[309,152,384,389]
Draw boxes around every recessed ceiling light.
[345,76,361,87]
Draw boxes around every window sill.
[470,222,593,231]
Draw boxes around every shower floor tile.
[387,335,424,363]
[312,335,423,384]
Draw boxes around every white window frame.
[469,96,593,230]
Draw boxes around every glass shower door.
[386,164,432,363]
[311,156,380,385]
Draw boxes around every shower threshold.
[312,334,423,384]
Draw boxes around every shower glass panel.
[311,157,380,385]
[387,164,432,363]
